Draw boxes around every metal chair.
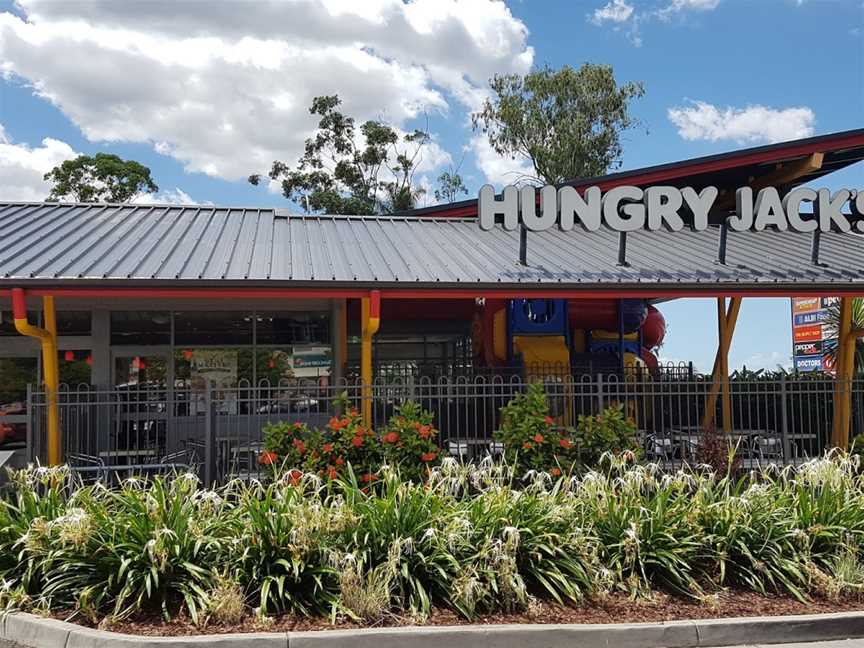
[67,452,106,484]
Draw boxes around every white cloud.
[667,100,816,144]
[132,188,208,206]
[470,135,535,186]
[658,0,720,20]
[589,0,635,25]
[0,0,532,182]
[734,350,790,372]
[0,123,77,201]
[588,0,719,45]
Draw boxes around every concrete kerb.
[3,610,864,648]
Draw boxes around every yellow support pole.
[701,297,743,431]
[360,291,381,429]
[832,297,855,450]
[12,289,61,465]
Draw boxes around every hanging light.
[183,349,193,361]
[64,351,74,362]
[85,355,93,366]
[132,356,140,370]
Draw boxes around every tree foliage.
[44,153,158,203]
[472,64,644,185]
[433,154,468,204]
[824,298,864,374]
[250,95,435,214]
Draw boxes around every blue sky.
[0,0,862,372]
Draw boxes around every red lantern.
[183,349,193,361]
[64,351,74,362]
[85,355,93,366]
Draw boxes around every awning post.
[701,296,742,432]
[360,290,381,429]
[831,297,856,449]
[12,289,61,465]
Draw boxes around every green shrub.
[571,404,640,467]
[494,383,579,476]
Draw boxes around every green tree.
[250,95,433,214]
[433,154,468,204]
[472,64,644,185]
[824,298,864,374]
[44,153,158,203]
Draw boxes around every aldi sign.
[793,311,829,326]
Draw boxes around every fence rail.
[28,374,864,484]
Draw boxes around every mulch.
[54,590,864,637]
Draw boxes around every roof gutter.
[2,285,864,300]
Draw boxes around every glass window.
[57,311,91,336]
[0,311,38,336]
[255,349,294,384]
[174,312,252,346]
[173,348,254,389]
[59,350,92,387]
[256,312,330,345]
[111,311,171,345]
[0,358,37,449]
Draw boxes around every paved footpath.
[2,638,864,648]
[708,642,864,648]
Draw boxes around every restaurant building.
[1,128,863,480]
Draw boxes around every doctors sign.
[478,184,864,233]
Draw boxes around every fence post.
[780,374,791,463]
[596,374,604,413]
[26,383,34,464]
[204,384,217,486]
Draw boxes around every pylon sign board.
[791,297,837,373]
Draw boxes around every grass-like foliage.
[1,451,864,627]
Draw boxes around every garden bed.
[58,591,864,636]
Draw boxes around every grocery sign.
[791,297,838,373]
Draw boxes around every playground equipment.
[476,297,666,379]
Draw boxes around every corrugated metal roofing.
[1,202,863,291]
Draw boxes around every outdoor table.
[72,462,191,485]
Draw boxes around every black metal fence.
[28,374,864,484]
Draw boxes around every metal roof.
[1,202,863,294]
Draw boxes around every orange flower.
[559,438,573,449]
[383,431,400,444]
[420,451,438,462]
[328,416,341,429]
[411,421,421,430]
[293,422,303,430]
[287,468,302,485]
[418,425,432,439]
[523,441,533,451]
[352,436,363,447]
[327,465,338,480]
[533,433,545,444]
[335,456,345,466]
[292,439,306,454]
[544,416,554,426]
[550,467,561,477]
[322,443,334,453]
[258,450,278,465]
[361,472,378,483]
[349,407,359,417]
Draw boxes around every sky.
[0,0,862,372]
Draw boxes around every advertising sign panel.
[791,297,837,373]
[793,324,822,343]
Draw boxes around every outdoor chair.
[643,433,673,464]
[67,452,107,484]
